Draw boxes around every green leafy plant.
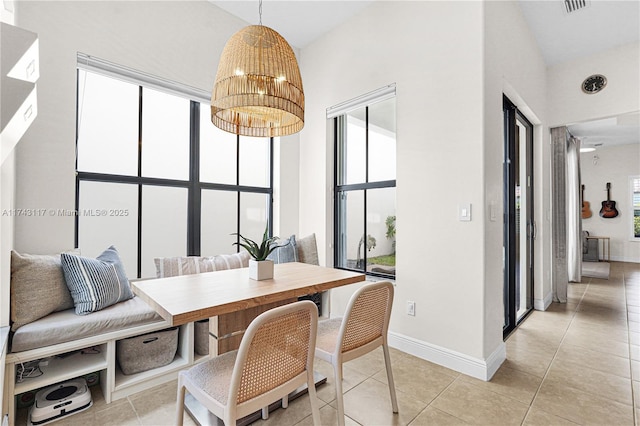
[385,215,396,240]
[232,226,279,261]
[385,215,396,253]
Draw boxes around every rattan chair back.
[313,281,398,426]
[235,307,312,403]
[340,282,393,354]
[176,300,321,426]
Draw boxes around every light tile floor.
[16,262,639,425]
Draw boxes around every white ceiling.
[210,1,375,49]
[211,0,640,57]
[518,0,640,66]
[210,0,640,147]
[568,111,640,148]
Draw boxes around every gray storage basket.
[116,327,178,375]
[194,319,209,356]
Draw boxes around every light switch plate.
[459,203,471,221]
[490,201,497,222]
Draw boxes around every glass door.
[503,96,534,337]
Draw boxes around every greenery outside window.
[331,86,396,278]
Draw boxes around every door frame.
[503,95,535,338]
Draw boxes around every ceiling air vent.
[563,0,591,14]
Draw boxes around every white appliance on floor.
[28,378,93,425]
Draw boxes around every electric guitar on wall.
[581,184,592,219]
[599,182,619,218]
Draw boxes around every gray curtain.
[551,127,568,303]
[566,136,582,282]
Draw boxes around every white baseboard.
[610,256,639,263]
[534,291,553,311]
[387,331,506,381]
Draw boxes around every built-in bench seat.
[10,297,162,353]
[4,236,320,425]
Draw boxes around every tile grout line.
[410,374,466,425]
[623,265,639,426]
[352,351,466,425]
[126,394,144,426]
[519,276,590,425]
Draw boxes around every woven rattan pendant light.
[211,2,304,137]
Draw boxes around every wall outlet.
[406,301,415,316]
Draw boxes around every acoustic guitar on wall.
[581,185,592,219]
[599,182,619,218]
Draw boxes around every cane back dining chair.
[315,281,398,426]
[175,300,321,425]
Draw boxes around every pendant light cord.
[258,0,263,25]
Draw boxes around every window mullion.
[363,107,369,272]
[187,101,201,256]
[137,85,143,278]
[268,137,274,237]
[236,135,240,249]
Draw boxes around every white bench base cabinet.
[2,320,209,426]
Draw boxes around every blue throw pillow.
[267,235,299,264]
[61,246,134,315]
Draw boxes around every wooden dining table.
[131,262,365,425]
[132,262,364,354]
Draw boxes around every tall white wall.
[300,0,548,379]
[580,144,640,262]
[300,1,502,378]
[1,0,16,325]
[0,153,15,328]
[1,3,18,414]
[13,1,300,256]
[484,0,551,316]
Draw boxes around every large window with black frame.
[333,88,396,278]
[75,64,273,279]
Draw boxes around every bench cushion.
[10,297,163,353]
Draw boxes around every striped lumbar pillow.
[154,251,250,278]
[61,246,134,315]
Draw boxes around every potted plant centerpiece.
[232,227,279,280]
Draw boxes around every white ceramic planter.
[249,259,274,280]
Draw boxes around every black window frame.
[332,104,397,279]
[74,68,274,278]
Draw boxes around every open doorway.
[568,112,640,266]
